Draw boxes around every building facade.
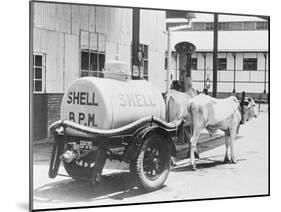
[166,14,269,98]
[32,2,166,140]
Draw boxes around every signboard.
[132,65,140,77]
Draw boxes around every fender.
[48,134,66,178]
[123,125,175,163]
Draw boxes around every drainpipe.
[263,52,267,93]
[132,8,140,80]
[213,13,218,98]
[232,52,236,93]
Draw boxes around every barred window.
[191,58,198,70]
[192,22,205,30]
[218,58,227,70]
[230,22,243,30]
[243,58,257,70]
[33,54,45,93]
[256,22,268,30]
[243,22,255,30]
[139,44,149,80]
[218,22,230,30]
[206,22,214,30]
[80,31,106,77]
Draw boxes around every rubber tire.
[63,152,97,181]
[131,133,171,191]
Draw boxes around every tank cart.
[48,61,183,191]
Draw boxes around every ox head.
[243,97,258,122]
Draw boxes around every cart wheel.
[131,133,171,191]
[63,152,97,181]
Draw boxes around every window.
[192,22,205,30]
[256,21,268,30]
[191,58,198,70]
[33,54,45,93]
[206,23,214,30]
[139,44,149,80]
[243,58,257,70]
[80,31,106,77]
[230,22,243,30]
[218,58,227,70]
[218,22,230,30]
[243,22,255,30]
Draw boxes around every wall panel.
[45,31,64,93]
[64,34,79,90]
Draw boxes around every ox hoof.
[171,157,177,166]
[230,159,237,164]
[191,165,197,171]
[224,157,231,163]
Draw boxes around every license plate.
[79,140,93,150]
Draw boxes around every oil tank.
[60,77,165,130]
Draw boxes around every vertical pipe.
[29,2,34,210]
[263,53,267,93]
[175,53,178,80]
[132,8,140,80]
[233,53,236,93]
[213,13,218,97]
[240,91,245,124]
[63,33,65,91]
[167,28,171,91]
[183,53,192,92]
[203,53,206,88]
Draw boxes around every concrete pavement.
[32,109,269,210]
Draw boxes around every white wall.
[171,30,268,52]
[140,9,166,92]
[169,51,269,93]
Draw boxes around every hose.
[49,116,183,137]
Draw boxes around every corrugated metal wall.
[33,3,168,94]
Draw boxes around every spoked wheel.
[63,151,97,181]
[131,133,171,191]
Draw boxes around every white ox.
[164,89,198,164]
[165,89,197,123]
[188,94,258,170]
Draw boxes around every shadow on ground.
[33,135,245,203]
[34,172,157,204]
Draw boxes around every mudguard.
[48,134,65,178]
[123,125,174,163]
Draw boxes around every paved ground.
[32,107,268,210]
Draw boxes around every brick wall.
[47,93,64,129]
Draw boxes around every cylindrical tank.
[60,77,165,130]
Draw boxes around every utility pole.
[213,13,218,97]
[132,8,140,79]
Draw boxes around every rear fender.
[123,126,174,163]
[48,134,66,178]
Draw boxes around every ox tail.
[165,95,174,122]
[187,101,194,136]
[236,105,243,134]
